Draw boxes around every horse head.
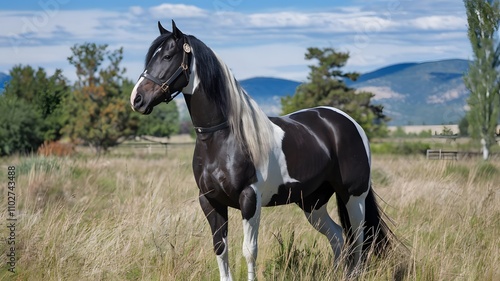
[130,20,191,114]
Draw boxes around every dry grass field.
[0,143,499,280]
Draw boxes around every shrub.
[371,141,431,155]
[38,141,75,157]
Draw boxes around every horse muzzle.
[131,93,152,114]
[130,78,155,114]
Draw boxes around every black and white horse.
[130,21,393,280]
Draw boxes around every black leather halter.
[140,36,229,134]
[140,37,191,104]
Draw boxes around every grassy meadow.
[0,140,499,280]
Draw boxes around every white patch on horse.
[130,74,146,110]
[256,122,299,206]
[215,237,232,281]
[242,185,261,281]
[345,190,369,267]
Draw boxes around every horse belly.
[256,142,330,207]
[259,115,333,206]
[258,156,330,206]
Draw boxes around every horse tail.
[336,184,393,258]
[362,185,393,256]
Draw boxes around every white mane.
[215,54,275,168]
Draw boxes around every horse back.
[270,106,371,200]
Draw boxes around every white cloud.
[248,12,311,28]
[129,6,144,16]
[408,15,466,30]
[149,4,207,19]
[0,44,71,65]
[0,10,119,40]
[0,2,470,82]
[215,44,308,81]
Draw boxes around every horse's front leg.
[239,185,261,281]
[199,194,232,281]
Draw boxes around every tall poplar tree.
[463,0,500,160]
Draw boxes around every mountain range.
[1,59,470,125]
[241,59,470,126]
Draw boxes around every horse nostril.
[134,94,143,106]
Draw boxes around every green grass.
[0,145,499,280]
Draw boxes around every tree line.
[0,43,179,156]
[1,41,392,156]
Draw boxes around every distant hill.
[241,59,471,125]
[0,73,10,92]
[349,59,470,125]
[346,62,418,85]
[240,77,300,116]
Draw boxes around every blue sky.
[1,0,469,82]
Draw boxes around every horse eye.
[163,55,172,61]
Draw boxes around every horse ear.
[158,21,169,35]
[171,20,184,40]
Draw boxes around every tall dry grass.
[0,146,498,280]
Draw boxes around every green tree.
[1,65,69,149]
[64,43,137,153]
[458,115,470,136]
[0,96,44,156]
[120,79,180,137]
[281,47,388,138]
[463,0,500,160]
[137,105,179,137]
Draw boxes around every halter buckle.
[161,83,169,93]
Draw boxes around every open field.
[0,144,499,280]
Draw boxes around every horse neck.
[183,90,226,129]
[184,46,274,167]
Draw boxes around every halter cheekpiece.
[140,37,192,104]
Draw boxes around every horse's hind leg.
[303,203,344,264]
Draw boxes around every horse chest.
[193,145,256,205]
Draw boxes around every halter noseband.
[140,37,191,103]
